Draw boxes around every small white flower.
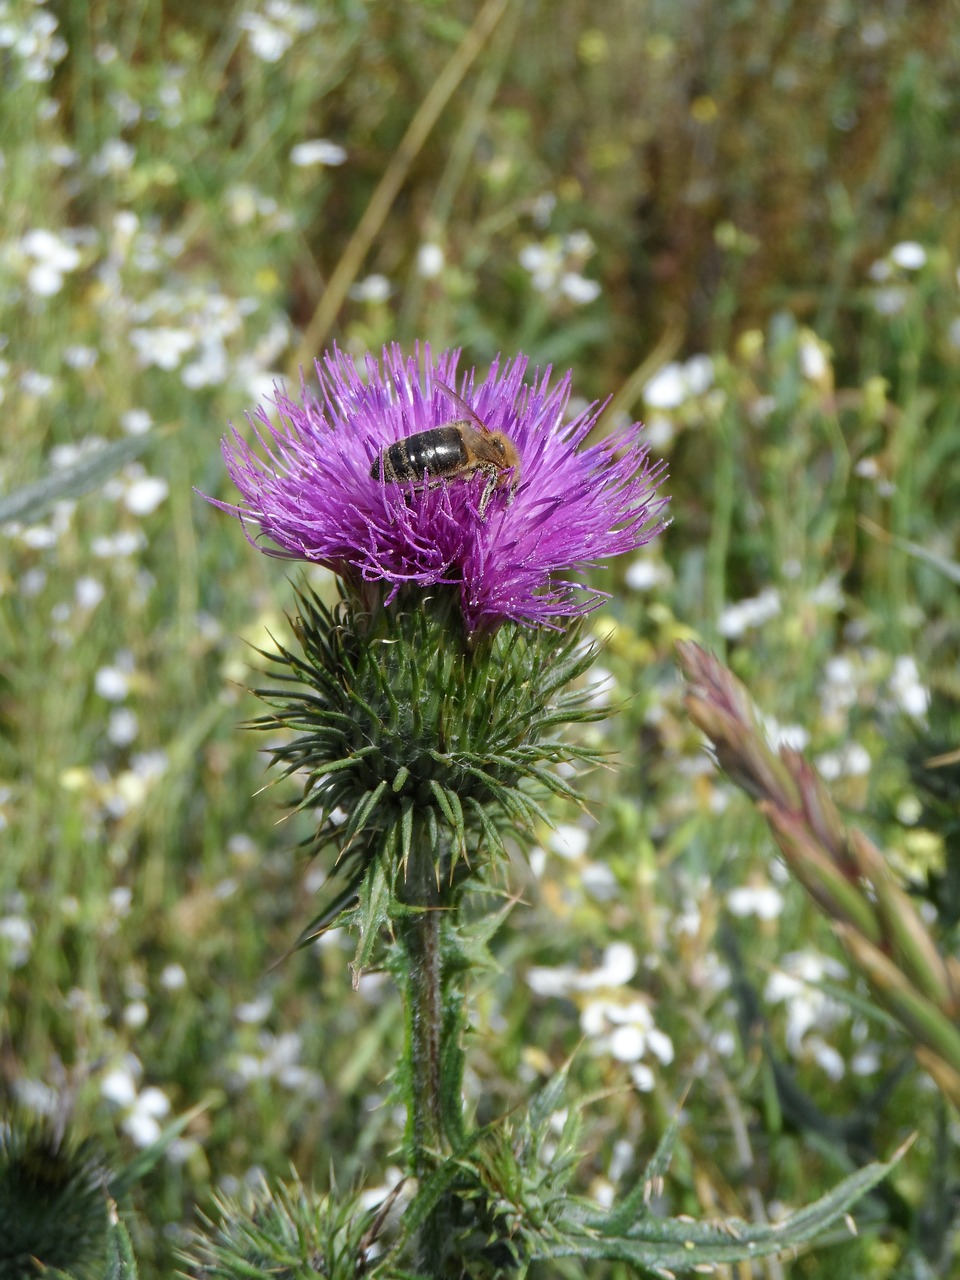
[349,274,392,303]
[860,19,888,47]
[236,992,273,1024]
[889,655,929,718]
[591,943,637,988]
[519,241,562,292]
[624,556,670,591]
[113,209,139,239]
[124,475,169,515]
[91,530,147,558]
[727,884,784,921]
[646,1027,675,1065]
[130,750,169,782]
[416,243,445,278]
[852,1046,881,1075]
[873,286,907,316]
[765,951,848,1058]
[20,370,55,397]
[21,228,81,296]
[761,715,810,752]
[63,344,98,369]
[717,587,781,638]
[630,1063,655,1091]
[121,408,153,436]
[890,241,926,270]
[643,414,675,449]
[90,138,136,175]
[816,741,871,780]
[20,524,57,549]
[129,326,196,370]
[683,354,715,396]
[643,362,686,410]
[581,862,618,901]
[181,342,228,389]
[108,708,139,746]
[19,568,47,596]
[807,1035,845,1081]
[798,335,829,381]
[290,138,347,167]
[110,886,133,916]
[123,1086,170,1148]
[101,1065,139,1107]
[95,665,130,701]
[531,192,556,227]
[564,230,595,258]
[526,942,637,998]
[0,916,34,967]
[124,1000,149,1029]
[560,272,601,304]
[75,577,105,609]
[161,963,187,991]
[808,575,844,611]
[609,1024,646,1063]
[239,13,290,61]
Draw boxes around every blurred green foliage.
[2,0,960,1275]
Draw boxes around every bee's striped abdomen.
[372,426,469,482]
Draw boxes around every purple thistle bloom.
[214,344,668,632]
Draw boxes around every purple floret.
[213,344,668,631]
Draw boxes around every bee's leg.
[477,469,498,519]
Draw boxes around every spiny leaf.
[351,860,390,979]
[104,1208,140,1280]
[538,1144,902,1271]
[585,1106,684,1235]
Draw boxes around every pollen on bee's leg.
[477,472,498,519]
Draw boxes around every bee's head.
[492,433,521,488]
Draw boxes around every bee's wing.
[434,378,490,433]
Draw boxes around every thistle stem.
[399,848,450,1275]
[404,902,444,1176]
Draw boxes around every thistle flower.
[214,344,668,631]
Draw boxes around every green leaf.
[540,1144,904,1272]
[0,434,151,524]
[399,802,415,877]
[342,780,389,846]
[429,781,466,854]
[351,859,390,978]
[586,1106,683,1234]
[104,1208,140,1280]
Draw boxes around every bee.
[370,380,520,517]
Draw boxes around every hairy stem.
[405,901,444,1177]
[399,846,451,1276]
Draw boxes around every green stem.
[405,901,444,1178]
[400,848,450,1276]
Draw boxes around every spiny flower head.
[216,344,668,631]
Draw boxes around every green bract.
[0,1118,110,1280]
[250,583,604,971]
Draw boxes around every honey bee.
[370,380,520,516]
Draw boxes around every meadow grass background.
[3,0,960,1275]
